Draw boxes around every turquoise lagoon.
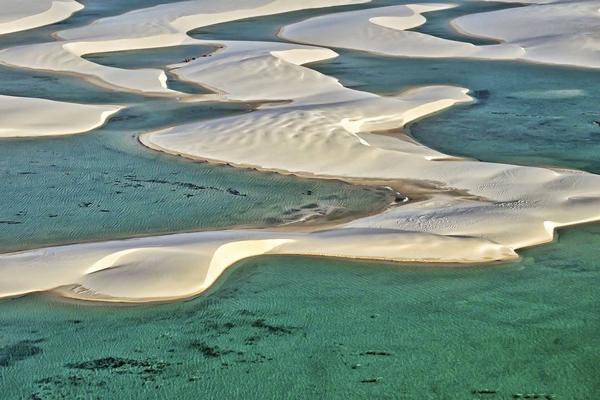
[1,224,598,399]
[0,1,598,399]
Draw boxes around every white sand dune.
[0,95,122,137]
[453,0,600,68]
[0,229,515,303]
[3,37,599,303]
[143,44,600,255]
[0,0,368,94]
[280,1,600,69]
[0,0,82,35]
[0,0,599,303]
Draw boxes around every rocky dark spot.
[300,203,319,209]
[360,377,381,383]
[394,192,408,203]
[227,188,246,196]
[360,351,393,356]
[472,389,497,395]
[0,339,44,367]
[99,209,110,213]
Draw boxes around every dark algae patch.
[0,339,44,367]
[251,318,299,335]
[65,357,169,374]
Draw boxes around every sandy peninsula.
[280,0,600,69]
[0,95,122,137]
[0,0,82,35]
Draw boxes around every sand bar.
[280,1,600,69]
[0,95,122,137]
[0,0,82,35]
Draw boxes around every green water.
[0,3,395,253]
[1,224,598,399]
[0,1,598,399]
[0,104,391,252]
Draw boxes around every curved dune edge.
[0,0,83,35]
[3,41,600,303]
[0,229,518,303]
[280,1,600,69]
[0,0,599,303]
[0,95,123,137]
[0,0,369,95]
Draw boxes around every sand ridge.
[0,95,122,137]
[280,1,600,69]
[0,0,83,35]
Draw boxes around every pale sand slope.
[0,0,368,95]
[280,1,600,69]
[0,229,515,303]
[145,43,600,253]
[0,95,122,137]
[452,0,600,68]
[2,41,599,303]
[0,0,82,35]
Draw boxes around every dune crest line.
[280,1,600,69]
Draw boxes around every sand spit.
[0,0,368,95]
[0,229,516,303]
[0,95,122,137]
[0,0,82,35]
[280,1,600,69]
[143,43,600,254]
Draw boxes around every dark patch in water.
[0,339,44,367]
[66,357,169,375]
[251,319,298,335]
[360,351,393,356]
[190,341,234,358]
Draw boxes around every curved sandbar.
[0,0,82,35]
[0,229,516,303]
[1,0,599,303]
[0,95,122,137]
[0,0,368,95]
[280,1,600,69]
[144,40,600,258]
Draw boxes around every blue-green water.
[1,224,598,399]
[316,54,600,174]
[0,1,598,399]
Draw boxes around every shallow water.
[0,107,391,252]
[1,224,598,399]
[0,1,598,398]
[0,1,398,253]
